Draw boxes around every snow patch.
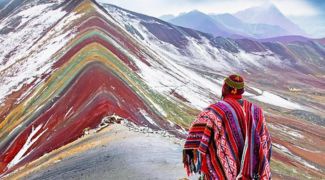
[273,143,320,171]
[7,124,47,169]
[104,5,303,111]
[0,9,82,104]
[268,124,304,139]
[247,87,302,110]
[139,109,158,127]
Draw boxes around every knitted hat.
[222,74,245,98]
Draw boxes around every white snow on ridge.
[0,2,304,112]
[0,2,66,103]
[245,87,302,110]
[139,109,158,127]
[268,123,304,139]
[250,87,263,94]
[104,5,305,110]
[0,4,83,105]
[243,86,303,110]
[105,6,223,109]
[7,124,47,169]
[251,90,302,110]
[0,3,65,72]
[273,143,320,171]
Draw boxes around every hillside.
[0,0,324,179]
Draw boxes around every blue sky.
[98,0,325,38]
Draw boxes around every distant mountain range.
[234,3,306,36]
[161,3,307,39]
[167,10,233,37]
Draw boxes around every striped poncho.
[183,97,272,180]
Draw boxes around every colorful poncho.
[183,97,272,180]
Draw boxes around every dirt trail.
[6,122,198,180]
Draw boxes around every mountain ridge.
[162,2,307,39]
[168,9,233,37]
[234,3,306,36]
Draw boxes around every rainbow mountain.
[0,0,324,179]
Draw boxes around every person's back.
[183,75,272,180]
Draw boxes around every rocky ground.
[4,120,199,180]
[3,117,324,180]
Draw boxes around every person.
[183,74,272,180]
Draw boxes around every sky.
[97,0,325,38]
